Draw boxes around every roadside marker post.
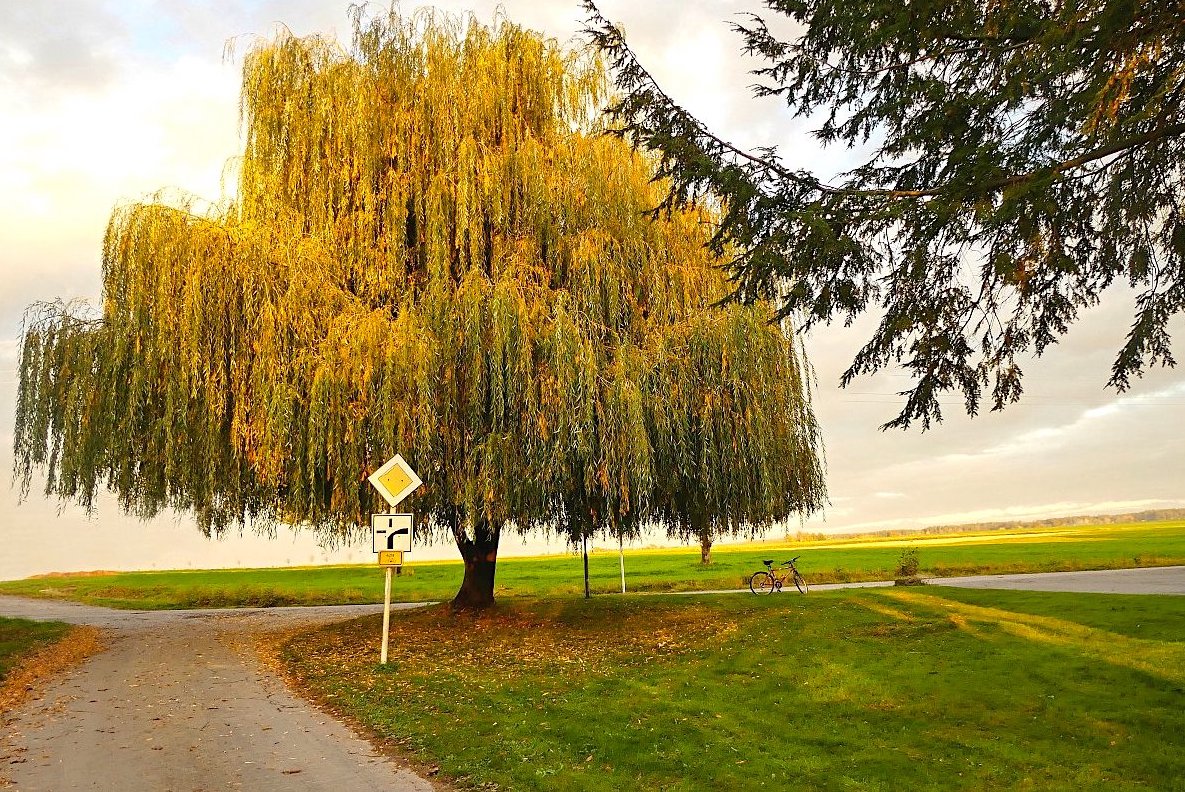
[368,454,422,665]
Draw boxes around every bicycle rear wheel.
[749,571,775,595]
[793,571,809,594]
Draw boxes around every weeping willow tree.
[14,7,825,609]
[648,302,824,564]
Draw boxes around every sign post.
[380,565,393,665]
[368,454,422,665]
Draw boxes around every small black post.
[582,534,591,599]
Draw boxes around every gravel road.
[0,597,435,792]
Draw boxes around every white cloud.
[0,51,241,328]
[942,378,1185,462]
[0,1,126,92]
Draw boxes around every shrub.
[896,547,920,578]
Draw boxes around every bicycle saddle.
[762,559,774,567]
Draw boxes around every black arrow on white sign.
[385,526,409,550]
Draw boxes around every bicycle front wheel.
[749,571,776,595]
[793,571,809,594]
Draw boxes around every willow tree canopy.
[15,8,825,602]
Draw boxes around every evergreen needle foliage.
[14,7,825,608]
[584,0,1185,429]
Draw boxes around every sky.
[1,0,1182,580]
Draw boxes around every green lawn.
[1,519,1182,609]
[279,588,1185,791]
[0,617,73,684]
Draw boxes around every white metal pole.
[619,534,626,594]
[380,565,393,664]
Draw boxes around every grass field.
[277,588,1185,791]
[1,520,1182,609]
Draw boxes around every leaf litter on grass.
[292,600,739,683]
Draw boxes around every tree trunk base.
[451,555,498,610]
[451,518,501,611]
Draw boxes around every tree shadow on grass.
[877,589,1185,687]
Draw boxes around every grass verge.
[1,617,104,715]
[277,589,1185,791]
[1,519,1182,609]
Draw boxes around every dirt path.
[0,597,435,792]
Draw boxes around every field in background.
[0,519,1181,609]
[278,588,1185,791]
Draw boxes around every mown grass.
[0,617,72,685]
[278,588,1185,791]
[1,519,1182,609]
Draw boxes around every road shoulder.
[1,623,105,787]
[255,621,453,789]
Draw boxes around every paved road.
[0,597,436,792]
[654,565,1185,596]
[928,565,1185,594]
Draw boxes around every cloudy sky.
[1,1,1182,579]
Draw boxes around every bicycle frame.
[750,557,808,595]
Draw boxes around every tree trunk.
[696,514,712,565]
[451,516,501,610]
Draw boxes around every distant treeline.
[785,509,1185,543]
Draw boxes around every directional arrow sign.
[372,514,413,552]
[367,453,422,508]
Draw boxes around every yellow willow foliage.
[14,8,825,544]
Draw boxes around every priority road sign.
[367,454,422,508]
[372,513,413,553]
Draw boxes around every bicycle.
[749,556,809,594]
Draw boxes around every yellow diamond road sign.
[368,453,422,508]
